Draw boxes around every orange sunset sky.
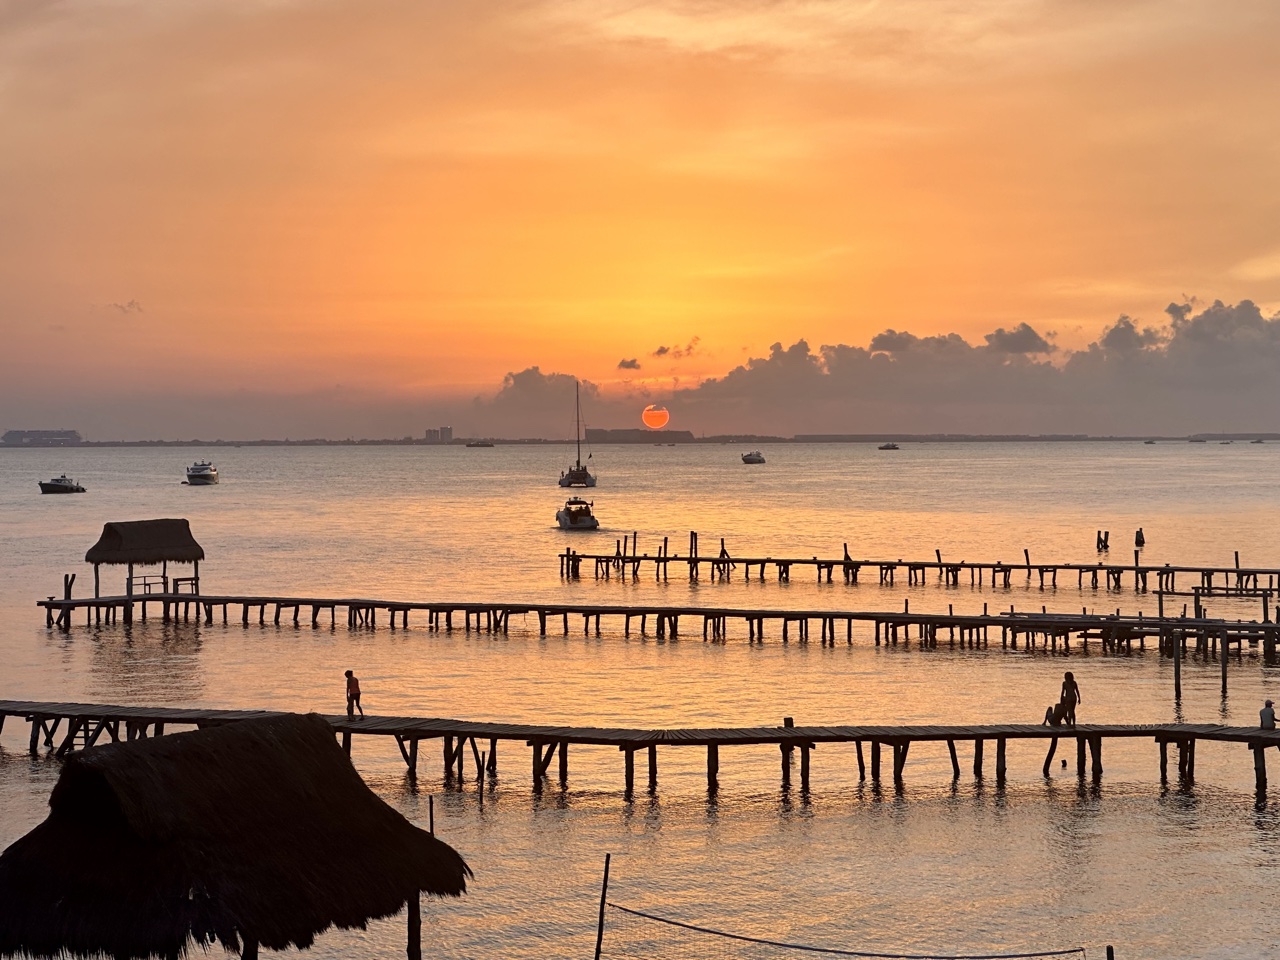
[2,1,1279,438]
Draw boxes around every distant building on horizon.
[439,425,453,443]
[2,429,83,446]
[586,428,695,443]
[424,428,440,442]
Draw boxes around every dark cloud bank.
[10,300,1276,439]
[467,300,1280,438]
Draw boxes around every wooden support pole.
[800,744,811,791]
[947,740,960,778]
[648,744,658,792]
[1077,736,1087,777]
[707,744,719,790]
[558,741,569,786]
[407,890,422,960]
[1089,736,1103,776]
[624,748,635,794]
[973,739,984,778]
[871,741,881,782]
[996,738,1007,779]
[856,740,866,781]
[1256,745,1268,793]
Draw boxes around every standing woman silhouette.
[1060,671,1081,726]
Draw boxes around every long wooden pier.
[561,534,1280,598]
[36,593,1279,698]
[4,699,1280,796]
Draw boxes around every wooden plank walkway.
[4,699,1280,796]
[561,534,1280,600]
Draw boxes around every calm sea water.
[2,442,1280,959]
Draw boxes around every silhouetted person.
[1262,699,1276,730]
[345,669,364,719]
[1060,671,1081,726]
[1135,528,1146,548]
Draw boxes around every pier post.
[800,744,811,791]
[1076,737,1086,777]
[707,744,719,790]
[407,890,422,960]
[947,740,960,779]
[973,739,984,778]
[1159,740,1168,782]
[1174,628,1182,700]
[1255,745,1268,792]
[871,741,881,782]
[558,742,568,786]
[648,745,658,792]
[996,738,1007,780]
[1221,631,1229,698]
[856,740,866,781]
[623,748,634,794]
[342,731,352,756]
[1089,736,1103,776]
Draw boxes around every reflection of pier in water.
[560,533,1280,598]
[4,699,1280,796]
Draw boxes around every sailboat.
[559,379,597,488]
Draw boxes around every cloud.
[1098,315,1164,353]
[652,336,701,360]
[982,322,1055,354]
[104,300,143,315]
[618,358,641,369]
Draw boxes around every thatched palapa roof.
[0,714,471,959]
[84,518,205,566]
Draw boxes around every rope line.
[605,903,1086,960]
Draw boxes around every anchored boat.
[556,497,599,530]
[38,474,85,494]
[559,379,596,487]
[877,442,900,451]
[741,450,765,464]
[186,460,219,485]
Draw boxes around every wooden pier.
[36,592,1279,698]
[4,699,1280,796]
[561,534,1280,598]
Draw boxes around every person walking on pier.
[345,669,364,719]
[1060,671,1081,726]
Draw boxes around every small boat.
[1143,440,1156,444]
[878,442,900,451]
[38,474,85,494]
[1219,440,1233,445]
[186,460,219,485]
[1252,439,1265,444]
[465,439,495,447]
[1188,438,1207,443]
[556,497,599,530]
[741,450,766,464]
[559,379,596,487]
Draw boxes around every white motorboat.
[878,442,900,450]
[38,474,86,494]
[186,460,219,485]
[559,379,596,487]
[741,450,765,464]
[556,497,599,530]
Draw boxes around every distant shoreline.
[3,433,1278,448]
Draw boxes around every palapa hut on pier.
[0,713,471,960]
[85,517,205,598]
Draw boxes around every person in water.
[1060,671,1081,726]
[345,669,364,719]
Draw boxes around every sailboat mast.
[575,379,583,467]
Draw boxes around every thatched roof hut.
[0,714,471,960]
[85,519,205,566]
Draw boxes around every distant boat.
[1220,440,1233,445]
[186,460,219,485]
[1188,439,1207,443]
[741,450,766,464]
[38,474,85,494]
[1252,439,1265,444]
[465,439,494,447]
[559,379,596,488]
[878,442,900,451]
[556,497,599,530]
[1143,440,1156,444]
